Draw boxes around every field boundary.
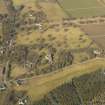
[57,0,105,18]
[56,0,71,16]
[66,6,105,12]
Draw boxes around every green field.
[58,0,105,17]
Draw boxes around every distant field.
[0,0,8,14]
[13,0,67,21]
[57,0,105,17]
[12,0,37,5]
[80,23,105,49]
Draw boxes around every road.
[14,57,105,82]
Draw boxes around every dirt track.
[14,57,105,101]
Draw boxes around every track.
[14,57,105,101]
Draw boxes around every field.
[13,0,67,21]
[0,0,8,14]
[34,70,105,105]
[14,58,105,102]
[12,0,37,5]
[0,91,9,105]
[73,70,105,105]
[80,23,105,50]
[92,91,105,105]
[34,82,82,105]
[57,0,105,18]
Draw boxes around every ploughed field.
[80,23,105,50]
[57,0,105,18]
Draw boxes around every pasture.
[57,0,105,18]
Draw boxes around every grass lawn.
[14,57,105,102]
[57,0,105,17]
